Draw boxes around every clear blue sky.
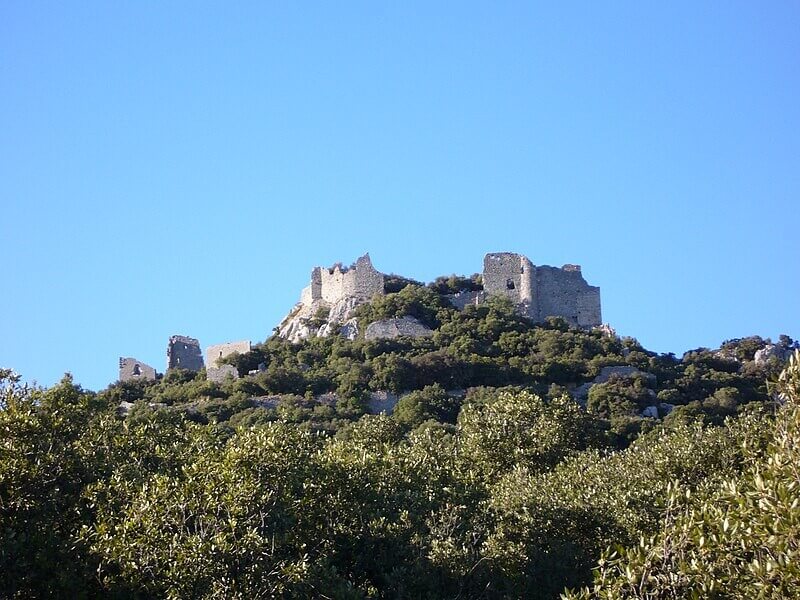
[2,2,798,391]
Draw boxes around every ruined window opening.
[506,279,515,290]
[133,364,141,376]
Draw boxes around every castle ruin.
[118,357,157,382]
[278,254,385,342]
[300,254,384,306]
[276,251,601,342]
[167,335,204,371]
[204,340,251,383]
[481,252,602,328]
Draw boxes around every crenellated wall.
[302,254,384,306]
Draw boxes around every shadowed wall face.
[167,335,204,371]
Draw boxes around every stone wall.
[167,335,204,371]
[364,316,434,341]
[482,253,535,306]
[299,254,384,306]
[534,266,601,327]
[446,290,484,310]
[207,364,239,383]
[205,340,251,367]
[119,357,157,382]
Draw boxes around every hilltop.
[108,252,795,441]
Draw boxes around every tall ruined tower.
[166,335,204,371]
[482,253,537,313]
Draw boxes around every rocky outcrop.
[364,316,434,341]
[367,391,401,415]
[573,365,656,400]
[754,344,793,365]
[278,297,364,343]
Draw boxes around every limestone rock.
[364,316,434,341]
[339,318,360,340]
[754,344,792,365]
[572,365,656,401]
[367,391,400,415]
[641,405,659,418]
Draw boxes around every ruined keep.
[118,357,157,382]
[278,254,385,342]
[166,335,204,371]
[481,252,601,328]
[300,254,384,306]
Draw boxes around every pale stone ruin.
[205,340,251,383]
[278,253,385,343]
[118,357,157,382]
[277,251,603,342]
[166,335,204,372]
[479,253,602,328]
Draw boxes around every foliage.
[566,351,800,599]
[1,278,796,598]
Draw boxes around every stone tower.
[166,335,204,371]
[481,252,601,328]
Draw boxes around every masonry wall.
[167,335,204,371]
[534,266,601,327]
[310,254,384,305]
[119,357,157,382]
[205,340,251,367]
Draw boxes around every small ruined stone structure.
[205,340,251,367]
[166,335,204,372]
[482,252,602,328]
[118,357,157,382]
[205,340,250,383]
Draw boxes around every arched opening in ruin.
[506,279,515,290]
[133,364,141,376]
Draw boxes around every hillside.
[1,266,798,598]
